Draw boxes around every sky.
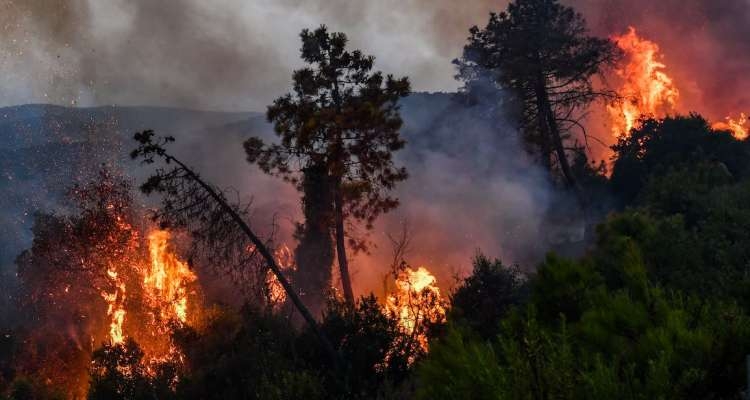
[1,0,747,116]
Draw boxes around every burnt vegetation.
[4,0,750,399]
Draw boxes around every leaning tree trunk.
[332,178,355,306]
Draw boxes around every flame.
[144,230,196,325]
[101,268,126,345]
[385,266,446,353]
[266,243,295,306]
[608,27,679,136]
[97,228,199,378]
[712,112,748,140]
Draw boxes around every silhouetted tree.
[610,114,749,204]
[450,255,528,340]
[245,26,411,305]
[455,0,620,190]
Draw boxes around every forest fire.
[266,243,295,306]
[712,113,748,140]
[8,0,750,397]
[101,268,127,345]
[144,230,197,326]
[607,27,679,136]
[386,265,447,353]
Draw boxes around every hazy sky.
[0,0,748,115]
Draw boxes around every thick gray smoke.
[1,0,746,298]
[1,0,747,115]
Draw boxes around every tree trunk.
[534,77,577,189]
[333,178,355,306]
[163,153,342,368]
[294,164,335,316]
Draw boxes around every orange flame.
[101,268,126,345]
[385,266,446,353]
[144,230,197,325]
[608,27,679,136]
[98,228,200,374]
[712,112,748,140]
[266,243,295,306]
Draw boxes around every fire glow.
[607,27,679,136]
[386,266,447,353]
[712,113,749,140]
[606,27,747,141]
[99,228,199,369]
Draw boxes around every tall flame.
[386,266,446,353]
[144,230,197,325]
[607,27,679,136]
[101,268,126,345]
[712,112,748,140]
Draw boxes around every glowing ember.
[712,112,748,140]
[144,229,197,324]
[607,27,679,136]
[386,266,447,353]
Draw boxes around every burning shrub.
[88,339,177,400]
[302,294,419,398]
[10,170,204,398]
[384,264,448,362]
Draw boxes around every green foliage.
[531,254,603,323]
[596,174,750,301]
[450,255,528,339]
[174,307,324,400]
[300,295,417,398]
[419,222,750,399]
[610,114,749,204]
[416,328,504,400]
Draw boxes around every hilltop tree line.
[4,0,750,399]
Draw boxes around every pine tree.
[455,0,620,189]
[245,26,410,305]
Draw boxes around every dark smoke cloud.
[0,0,491,110]
[1,0,747,295]
[2,0,746,118]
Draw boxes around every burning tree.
[455,0,620,189]
[606,27,680,137]
[244,26,411,306]
[385,263,447,363]
[12,169,205,398]
[130,130,342,368]
[14,170,143,397]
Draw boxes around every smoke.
[1,0,747,296]
[353,91,565,294]
[0,0,488,110]
[1,0,747,116]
